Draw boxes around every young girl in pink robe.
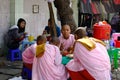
[32,36,68,80]
[66,28,111,80]
[59,24,75,55]
[22,43,36,80]
[22,43,36,70]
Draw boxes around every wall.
[23,0,50,38]
[10,0,51,38]
[10,0,15,26]
[0,0,10,52]
[15,0,24,24]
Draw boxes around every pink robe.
[22,43,36,70]
[59,34,75,50]
[66,41,111,80]
[22,43,36,64]
[32,44,68,80]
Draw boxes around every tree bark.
[48,2,57,37]
[54,0,77,33]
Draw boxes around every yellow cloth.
[36,43,45,58]
[90,37,106,47]
[77,37,105,51]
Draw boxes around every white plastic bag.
[8,76,24,80]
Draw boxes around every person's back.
[32,43,67,80]
[74,38,110,80]
[22,43,36,80]
[66,28,111,80]
[32,35,67,80]
[22,43,36,70]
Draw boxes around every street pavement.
[0,57,120,80]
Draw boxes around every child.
[49,37,60,47]
[59,24,75,55]
[22,43,36,80]
[66,28,111,80]
[32,36,68,80]
[22,35,46,80]
[22,43,36,70]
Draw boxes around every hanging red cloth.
[90,2,98,14]
[114,0,120,4]
[83,0,87,4]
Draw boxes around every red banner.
[114,0,120,4]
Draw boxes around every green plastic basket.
[107,48,120,69]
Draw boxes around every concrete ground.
[0,57,22,80]
[0,57,120,80]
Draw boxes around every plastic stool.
[8,49,21,61]
[109,48,120,69]
[107,49,113,63]
[22,66,32,80]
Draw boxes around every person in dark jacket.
[43,19,61,37]
[17,18,26,33]
[7,18,26,49]
[111,12,120,33]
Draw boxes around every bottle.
[104,40,110,49]
[25,34,29,41]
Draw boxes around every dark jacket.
[45,25,61,37]
[7,25,25,49]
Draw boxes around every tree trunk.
[54,0,77,33]
[48,2,57,37]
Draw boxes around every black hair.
[37,35,46,42]
[61,22,69,27]
[48,18,51,23]
[36,35,46,43]
[74,29,87,39]
[49,37,60,46]
[17,18,26,33]
[61,24,70,30]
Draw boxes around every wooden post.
[48,2,57,37]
